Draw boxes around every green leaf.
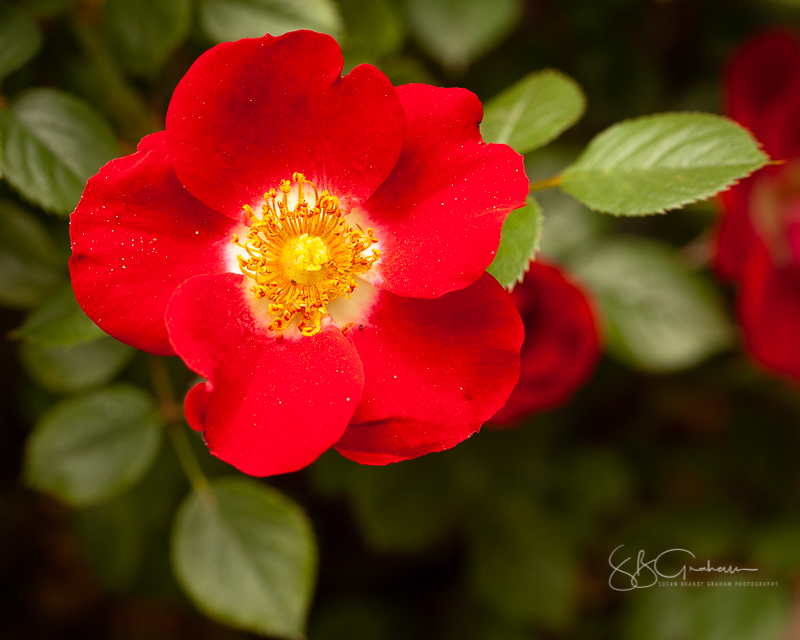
[481,70,586,154]
[339,0,404,56]
[13,282,104,346]
[0,1,42,82]
[0,89,118,215]
[21,336,135,393]
[560,113,769,215]
[405,0,522,71]
[486,195,542,289]
[21,0,78,17]
[103,0,191,76]
[624,586,789,640]
[172,477,317,638]
[0,199,64,308]
[25,385,162,506]
[199,0,342,43]
[568,237,733,372]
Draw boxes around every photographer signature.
[608,545,758,591]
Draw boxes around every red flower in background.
[717,30,800,378]
[69,30,528,476]
[490,260,600,427]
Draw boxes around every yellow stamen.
[233,173,380,337]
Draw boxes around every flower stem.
[529,175,563,192]
[148,355,214,503]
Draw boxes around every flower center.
[233,172,380,337]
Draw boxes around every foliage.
[2,0,798,638]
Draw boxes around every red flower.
[69,31,528,475]
[489,260,600,426]
[716,30,800,378]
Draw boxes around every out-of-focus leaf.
[0,89,118,215]
[199,0,342,43]
[13,282,104,346]
[623,586,789,640]
[339,0,404,55]
[103,0,191,76]
[172,477,317,639]
[309,596,411,640]
[466,496,579,629]
[753,521,800,574]
[482,70,586,154]
[73,494,147,590]
[537,189,602,260]
[0,199,63,308]
[487,195,542,289]
[560,113,769,215]
[25,385,162,506]
[21,336,135,393]
[405,0,522,71]
[0,1,42,81]
[569,237,733,372]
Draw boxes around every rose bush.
[69,30,528,476]
[717,30,800,378]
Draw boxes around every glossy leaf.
[560,113,769,215]
[25,385,162,506]
[21,336,135,393]
[103,0,191,76]
[14,282,104,346]
[172,477,317,639]
[0,199,63,308]
[199,0,342,43]
[0,89,118,215]
[481,70,586,154]
[405,0,522,71]
[486,195,542,289]
[569,237,733,372]
[0,1,42,81]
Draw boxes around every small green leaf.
[25,385,162,506]
[405,0,522,71]
[486,195,542,289]
[0,1,42,82]
[568,237,733,372]
[0,89,118,215]
[560,113,769,215]
[339,0,404,56]
[21,336,135,393]
[172,476,317,638]
[199,0,342,43]
[103,0,191,76]
[0,199,64,308]
[14,282,104,346]
[481,70,586,154]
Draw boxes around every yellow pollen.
[233,173,380,337]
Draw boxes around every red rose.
[69,30,528,476]
[490,260,600,426]
[717,30,800,378]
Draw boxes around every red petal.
[360,84,528,298]
[69,135,240,355]
[166,31,405,219]
[738,241,800,379]
[725,30,800,144]
[166,273,365,476]
[715,180,758,281]
[334,273,523,464]
[489,261,600,426]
